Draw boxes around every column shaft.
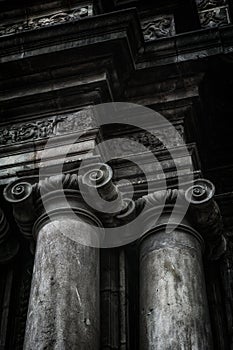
[139,228,213,350]
[24,217,99,350]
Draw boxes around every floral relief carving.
[195,0,231,28]
[142,15,176,42]
[199,6,230,27]
[196,0,227,11]
[0,5,93,37]
[56,112,95,134]
[0,109,95,146]
[105,125,184,157]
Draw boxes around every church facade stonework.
[0,1,233,349]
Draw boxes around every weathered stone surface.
[0,4,93,37]
[0,108,96,146]
[141,14,176,42]
[195,0,231,28]
[0,0,233,348]
[139,228,213,349]
[24,218,100,350]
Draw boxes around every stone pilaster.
[137,179,225,350]
[0,206,19,264]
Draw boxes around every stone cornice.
[138,25,233,69]
[1,12,232,72]
[0,8,143,64]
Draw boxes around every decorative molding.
[199,6,230,27]
[3,179,36,240]
[196,0,227,11]
[35,174,80,198]
[82,163,125,214]
[141,14,176,42]
[0,5,93,37]
[142,188,181,208]
[4,166,225,259]
[0,109,95,146]
[195,0,231,28]
[3,164,129,242]
[136,179,226,260]
[104,125,184,157]
[185,179,226,260]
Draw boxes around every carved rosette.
[0,207,19,263]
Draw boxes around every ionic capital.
[3,179,36,241]
[185,179,226,260]
[3,163,130,243]
[136,179,226,260]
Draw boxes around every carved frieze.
[0,4,93,37]
[196,0,227,11]
[141,15,176,42]
[199,6,230,27]
[0,109,96,146]
[195,0,231,28]
[104,125,184,157]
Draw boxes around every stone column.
[4,173,104,350]
[138,180,225,350]
[4,163,126,350]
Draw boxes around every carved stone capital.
[0,207,19,263]
[3,178,36,241]
[3,164,131,244]
[82,163,125,211]
[81,163,133,227]
[137,188,192,235]
[136,179,226,260]
[185,179,226,260]
[33,178,102,241]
